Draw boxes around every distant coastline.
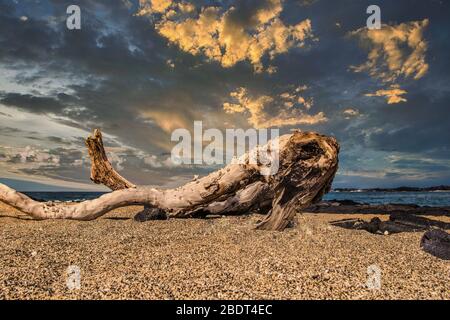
[333,185,450,193]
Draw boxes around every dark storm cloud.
[0,0,244,153]
[0,127,22,135]
[0,93,67,113]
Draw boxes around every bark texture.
[85,129,136,190]
[0,129,339,231]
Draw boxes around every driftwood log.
[0,129,339,231]
[330,214,450,235]
[307,200,450,217]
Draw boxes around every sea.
[323,191,450,207]
[22,191,450,207]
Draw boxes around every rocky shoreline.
[307,200,450,216]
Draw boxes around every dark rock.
[379,221,424,234]
[330,214,448,236]
[390,213,450,230]
[367,217,382,234]
[134,207,168,222]
[286,219,297,229]
[330,199,362,206]
[420,229,450,260]
[307,202,450,216]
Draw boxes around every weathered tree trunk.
[85,129,136,190]
[85,129,158,220]
[0,130,339,231]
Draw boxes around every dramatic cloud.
[223,87,326,128]
[137,0,173,15]
[1,146,61,167]
[365,86,408,104]
[0,93,66,114]
[350,19,429,83]
[0,143,88,187]
[139,0,314,73]
[349,20,429,106]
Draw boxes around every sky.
[0,0,449,191]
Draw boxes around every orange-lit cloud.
[350,19,429,83]
[223,87,326,128]
[137,0,173,15]
[138,0,314,73]
[140,110,191,133]
[365,86,408,104]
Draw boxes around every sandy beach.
[0,203,448,300]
